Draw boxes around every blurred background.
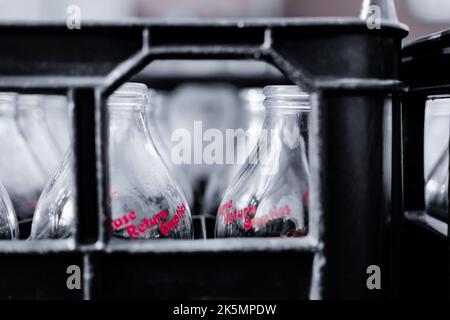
[0,0,449,42]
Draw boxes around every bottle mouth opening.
[263,85,310,110]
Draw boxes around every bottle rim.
[113,82,148,95]
[108,82,149,108]
[263,85,310,110]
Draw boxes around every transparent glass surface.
[16,94,62,177]
[0,93,46,221]
[30,83,193,240]
[215,85,310,238]
[0,180,19,240]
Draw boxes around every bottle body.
[215,86,310,238]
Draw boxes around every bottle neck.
[109,105,147,131]
[263,108,308,129]
[108,83,151,146]
[258,108,309,156]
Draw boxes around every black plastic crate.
[0,14,409,300]
[401,29,449,238]
[400,29,449,298]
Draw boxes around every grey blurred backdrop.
[0,0,449,41]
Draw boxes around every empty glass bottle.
[0,180,19,240]
[109,83,193,239]
[16,94,62,177]
[0,93,47,221]
[202,88,265,215]
[425,146,448,220]
[215,85,310,238]
[30,82,193,240]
